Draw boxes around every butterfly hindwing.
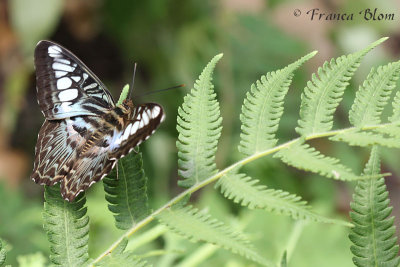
[61,148,116,202]
[31,119,83,185]
[35,40,115,119]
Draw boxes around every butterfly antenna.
[134,84,185,97]
[129,62,137,99]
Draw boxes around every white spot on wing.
[123,124,132,140]
[57,77,72,89]
[59,89,78,102]
[71,76,81,82]
[48,45,62,56]
[130,121,139,134]
[60,102,73,112]
[152,106,161,117]
[142,113,149,125]
[53,62,74,72]
[55,71,67,78]
[84,83,97,90]
[54,58,70,65]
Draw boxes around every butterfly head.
[120,98,135,118]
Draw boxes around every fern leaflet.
[95,238,149,267]
[216,172,352,226]
[156,205,272,266]
[349,146,400,267]
[0,239,5,266]
[176,54,223,188]
[349,61,400,127]
[239,51,317,156]
[330,129,400,148]
[103,150,149,230]
[374,124,400,139]
[17,253,47,267]
[296,37,387,136]
[390,90,400,122]
[43,185,89,266]
[274,140,362,181]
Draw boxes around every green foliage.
[216,171,351,226]
[116,84,130,106]
[349,61,400,127]
[390,90,400,122]
[43,185,89,266]
[103,151,149,230]
[349,146,400,267]
[0,239,5,266]
[296,37,387,136]
[17,253,47,267]
[274,140,361,181]
[156,206,271,266]
[33,38,400,266]
[95,238,148,267]
[239,51,317,156]
[176,54,223,187]
[330,129,400,148]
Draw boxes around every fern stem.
[91,122,393,265]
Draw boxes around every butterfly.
[31,40,164,202]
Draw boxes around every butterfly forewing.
[35,40,115,119]
[109,103,165,159]
[32,40,165,201]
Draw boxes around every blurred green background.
[0,0,400,266]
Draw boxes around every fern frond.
[330,129,400,148]
[274,140,361,181]
[296,37,387,136]
[0,239,5,266]
[216,172,352,226]
[176,54,223,187]
[156,206,272,266]
[43,185,89,266]
[103,151,149,230]
[239,51,317,156]
[349,146,400,266]
[349,61,400,127]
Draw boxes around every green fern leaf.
[176,54,223,187]
[216,172,352,226]
[330,129,400,148]
[103,151,149,230]
[374,124,400,139]
[0,239,6,266]
[274,140,361,181]
[95,240,149,267]
[280,251,287,267]
[296,37,387,136]
[349,146,400,267]
[390,91,400,122]
[17,253,47,267]
[43,185,89,266]
[156,206,273,266]
[349,61,400,127]
[239,51,317,156]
